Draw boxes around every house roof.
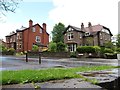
[16,24,49,35]
[64,24,113,36]
[63,25,84,34]
[5,32,16,37]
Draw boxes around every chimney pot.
[29,19,33,27]
[42,23,46,32]
[81,23,84,30]
[88,22,92,27]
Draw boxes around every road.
[1,56,119,70]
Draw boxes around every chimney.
[88,22,92,27]
[42,23,46,32]
[81,23,84,30]
[29,19,33,27]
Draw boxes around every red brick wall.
[23,24,49,52]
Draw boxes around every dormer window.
[85,32,90,36]
[67,28,73,32]
[32,27,36,32]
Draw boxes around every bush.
[0,45,7,53]
[48,42,57,52]
[103,48,114,53]
[7,48,15,55]
[56,42,66,52]
[32,45,39,52]
[93,46,101,53]
[116,48,120,53]
[77,46,95,53]
[70,52,76,58]
[104,53,117,59]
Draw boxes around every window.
[36,36,41,42]
[100,33,102,39]
[19,43,22,49]
[67,28,73,32]
[40,28,42,33]
[85,32,90,36]
[80,33,82,38]
[68,44,76,52]
[19,34,22,39]
[32,27,36,32]
[67,33,74,40]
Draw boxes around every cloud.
[49,0,118,35]
[0,22,22,41]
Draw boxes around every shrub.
[0,45,7,53]
[104,41,114,50]
[116,48,120,53]
[77,46,95,53]
[104,53,117,59]
[103,48,114,53]
[56,42,66,52]
[70,52,76,58]
[8,48,15,55]
[48,42,57,52]
[32,45,39,52]
[93,46,101,53]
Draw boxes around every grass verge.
[1,65,118,85]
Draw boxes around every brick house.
[63,22,113,52]
[6,20,49,52]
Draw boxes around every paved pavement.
[2,78,102,89]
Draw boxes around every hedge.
[76,46,100,53]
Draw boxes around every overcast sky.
[0,0,119,41]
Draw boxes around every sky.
[0,0,119,41]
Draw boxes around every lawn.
[1,65,119,85]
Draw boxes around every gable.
[63,25,84,34]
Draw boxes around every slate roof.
[64,24,113,36]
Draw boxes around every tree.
[48,42,57,52]
[56,42,66,52]
[0,0,22,19]
[52,22,65,43]
[116,34,120,48]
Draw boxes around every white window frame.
[68,44,76,52]
[85,32,90,36]
[67,33,74,40]
[19,43,22,49]
[35,36,41,42]
[80,33,82,38]
[32,27,36,32]
[40,28,42,33]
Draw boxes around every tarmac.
[1,56,120,89]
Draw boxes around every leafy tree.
[0,0,22,13]
[116,34,120,48]
[0,0,22,21]
[0,44,7,52]
[52,22,65,43]
[56,42,66,52]
[48,42,57,52]
[32,45,39,52]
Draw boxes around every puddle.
[77,69,119,89]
